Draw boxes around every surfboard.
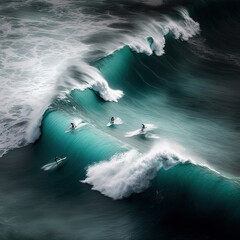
[107,117,123,127]
[65,128,75,133]
[125,124,158,138]
[41,157,67,171]
[56,157,67,164]
[125,129,143,137]
[65,122,87,133]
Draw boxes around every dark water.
[1,0,240,239]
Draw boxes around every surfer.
[55,156,60,164]
[141,124,146,132]
[71,122,76,130]
[110,117,114,124]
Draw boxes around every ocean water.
[0,0,240,239]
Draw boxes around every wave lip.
[0,3,198,157]
[63,62,124,102]
[126,8,200,57]
[81,146,183,200]
[84,63,124,102]
[164,8,200,41]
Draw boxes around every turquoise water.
[1,0,240,239]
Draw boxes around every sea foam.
[0,2,198,157]
[0,1,123,157]
[125,8,200,56]
[82,144,187,200]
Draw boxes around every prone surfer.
[110,117,114,124]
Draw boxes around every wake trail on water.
[107,117,123,127]
[64,118,88,133]
[125,124,158,138]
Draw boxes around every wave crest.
[82,146,184,200]
[62,62,124,102]
[126,8,200,56]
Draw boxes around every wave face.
[0,0,124,157]
[0,0,200,157]
[1,0,240,239]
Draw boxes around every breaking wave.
[82,144,189,200]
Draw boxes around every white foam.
[0,2,199,157]
[59,61,124,102]
[0,2,124,157]
[113,117,123,125]
[82,143,188,200]
[125,124,158,137]
[83,64,124,102]
[41,162,58,171]
[65,119,87,133]
[41,157,66,171]
[163,8,200,41]
[107,117,123,127]
[81,139,222,200]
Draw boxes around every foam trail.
[90,69,124,102]
[82,145,184,200]
[113,117,123,125]
[107,117,123,127]
[125,124,157,137]
[0,2,198,157]
[64,119,88,133]
[0,0,128,157]
[41,157,67,171]
[41,162,59,171]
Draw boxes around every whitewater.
[0,0,199,157]
[1,0,240,239]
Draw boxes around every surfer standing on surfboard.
[71,122,76,130]
[141,124,146,132]
[110,117,114,124]
[55,156,60,164]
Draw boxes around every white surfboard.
[125,124,158,138]
[41,157,67,171]
[65,127,75,133]
[56,157,67,164]
[107,117,123,127]
[65,122,87,133]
